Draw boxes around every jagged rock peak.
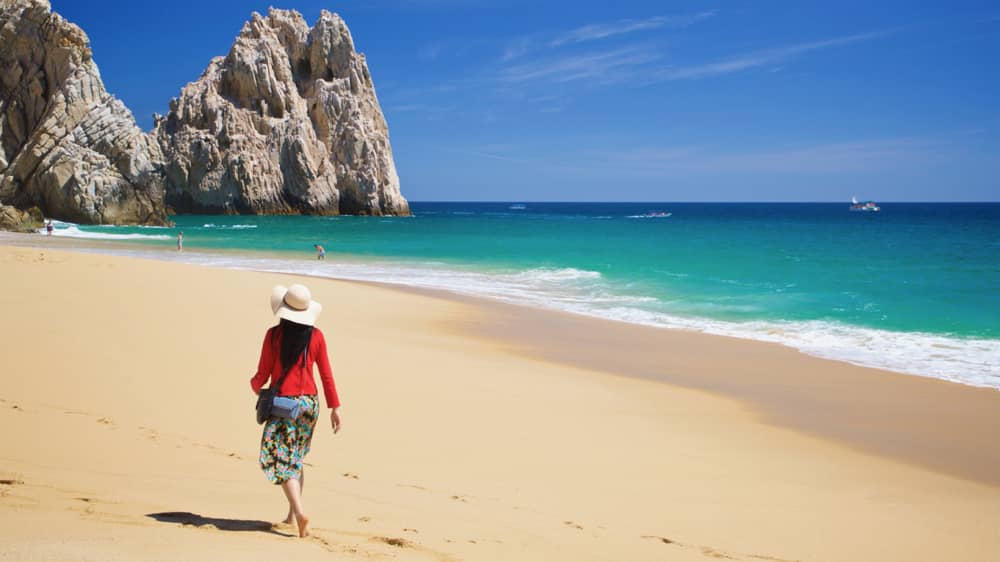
[155,7,410,216]
[0,0,168,225]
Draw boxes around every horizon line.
[404,200,1000,204]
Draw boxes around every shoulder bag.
[255,331,310,424]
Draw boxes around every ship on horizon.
[850,196,880,212]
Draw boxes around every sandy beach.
[1,242,999,562]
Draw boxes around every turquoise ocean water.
[35,202,1000,389]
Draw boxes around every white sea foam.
[4,236,995,390]
[144,252,995,390]
[38,224,172,241]
[201,223,258,229]
[221,257,1000,389]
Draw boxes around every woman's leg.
[280,476,309,537]
[281,397,317,536]
[282,468,303,524]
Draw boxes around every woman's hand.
[330,408,341,434]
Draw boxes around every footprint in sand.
[139,427,159,441]
[563,521,584,530]
[371,536,413,548]
[402,528,419,533]
[641,535,675,544]
[640,534,797,562]
[73,497,97,515]
[450,495,469,503]
[306,533,338,552]
[357,516,372,523]
[342,472,360,479]
[70,497,132,523]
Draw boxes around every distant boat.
[850,196,880,212]
[508,204,527,210]
[641,211,672,218]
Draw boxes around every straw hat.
[270,284,322,326]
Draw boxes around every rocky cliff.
[154,8,409,216]
[0,0,167,225]
[0,204,43,232]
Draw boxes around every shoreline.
[341,278,1000,487]
[2,244,999,561]
[3,236,1000,487]
[2,230,996,393]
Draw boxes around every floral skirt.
[259,395,319,484]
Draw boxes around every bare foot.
[297,514,310,538]
[281,511,293,525]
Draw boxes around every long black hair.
[275,318,313,373]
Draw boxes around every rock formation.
[0,204,43,232]
[154,8,409,216]
[0,3,407,227]
[0,0,168,225]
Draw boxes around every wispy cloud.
[549,11,717,47]
[497,29,892,88]
[649,30,892,81]
[503,10,716,61]
[499,45,660,83]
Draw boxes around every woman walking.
[250,284,341,538]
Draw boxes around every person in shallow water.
[314,244,326,260]
[250,283,341,538]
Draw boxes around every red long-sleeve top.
[250,326,340,409]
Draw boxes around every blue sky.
[53,0,999,201]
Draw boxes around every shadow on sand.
[146,511,293,537]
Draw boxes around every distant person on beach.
[250,284,341,538]
[177,231,183,252]
[314,244,325,260]
[45,220,53,236]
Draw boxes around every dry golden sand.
[0,244,998,561]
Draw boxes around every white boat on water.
[850,196,880,212]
